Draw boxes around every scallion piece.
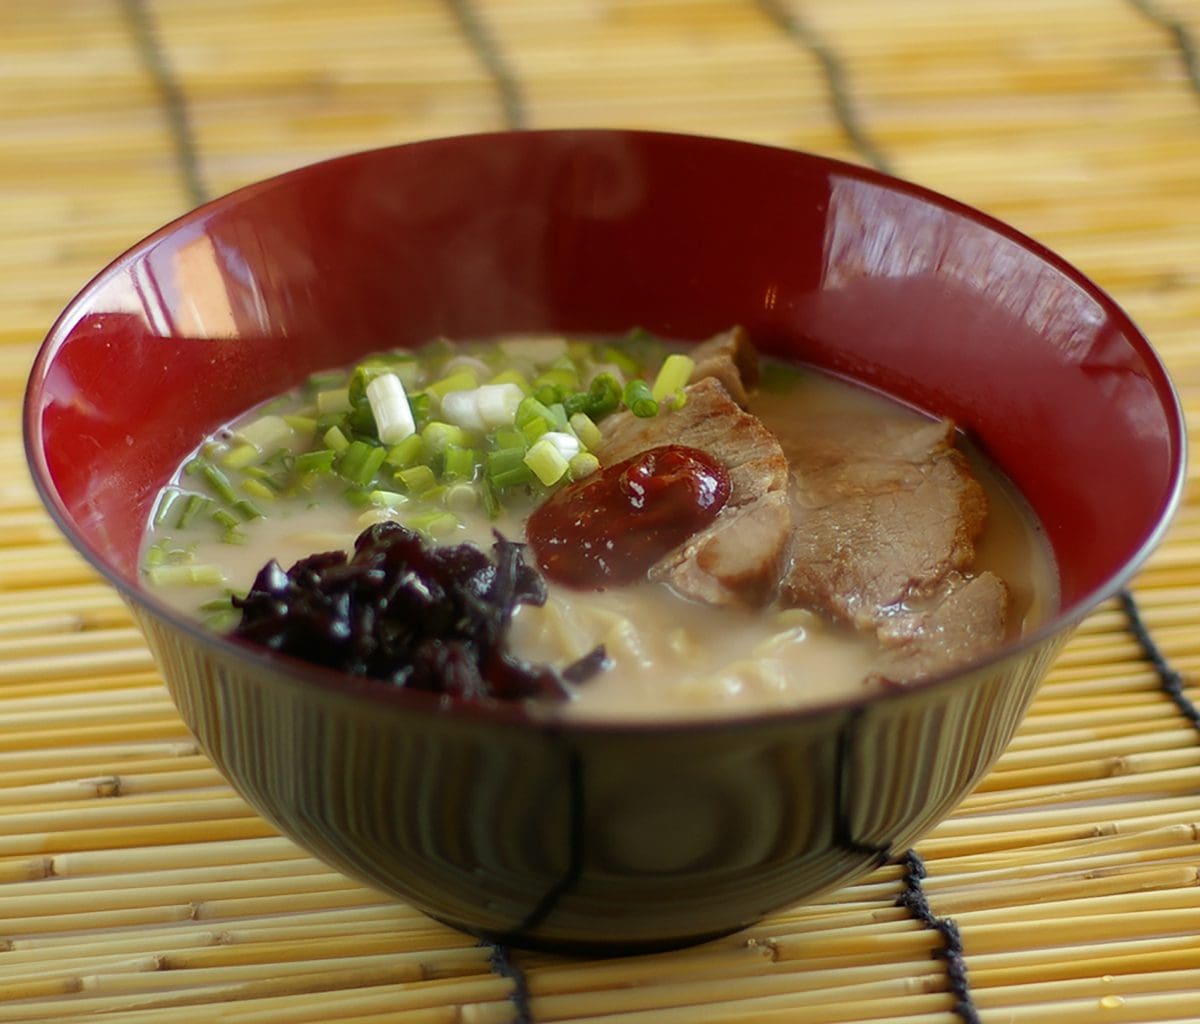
[426,368,479,401]
[442,444,478,481]
[444,482,479,514]
[396,464,437,495]
[524,433,578,486]
[220,442,261,470]
[339,440,387,486]
[241,478,276,502]
[404,508,460,538]
[651,353,695,401]
[235,413,295,453]
[441,382,524,433]
[623,379,659,418]
[323,425,350,454]
[569,451,601,480]
[385,433,426,470]
[568,412,603,450]
[366,373,417,445]
[486,447,529,478]
[294,449,337,475]
[232,498,265,522]
[586,373,623,419]
[421,421,473,455]
[175,493,215,529]
[490,465,535,490]
[145,563,226,587]
[317,388,352,415]
[152,488,181,528]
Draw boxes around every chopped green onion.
[338,440,387,486]
[232,498,265,522]
[487,368,530,391]
[533,366,579,394]
[569,451,601,480]
[396,464,437,495]
[623,379,659,418]
[235,413,295,453]
[651,353,695,401]
[368,489,407,508]
[366,372,417,445]
[524,433,577,486]
[441,382,524,433]
[568,412,603,450]
[490,465,535,490]
[492,426,526,452]
[442,444,478,481]
[444,482,479,514]
[663,388,688,411]
[426,368,479,401]
[175,493,215,529]
[421,421,473,455]
[152,488,181,528]
[323,425,350,454]
[520,417,549,445]
[145,563,226,586]
[317,388,352,415]
[404,508,460,538]
[210,507,241,531]
[283,414,318,437]
[533,383,562,407]
[585,373,623,419]
[486,447,529,478]
[241,478,276,502]
[480,477,501,518]
[220,442,261,470]
[385,433,426,470]
[294,449,337,475]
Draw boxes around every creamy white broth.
[141,340,1057,718]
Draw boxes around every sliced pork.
[598,376,791,607]
[777,414,990,626]
[870,571,1009,683]
[687,326,760,407]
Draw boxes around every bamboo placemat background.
[3,1,1199,1021]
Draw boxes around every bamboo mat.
[3,1,1200,1021]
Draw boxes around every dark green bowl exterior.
[135,602,1064,952]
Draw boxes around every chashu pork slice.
[687,325,759,408]
[598,376,791,607]
[778,412,1007,660]
[870,571,1009,684]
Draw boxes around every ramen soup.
[141,329,1058,718]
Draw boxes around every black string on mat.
[442,0,528,129]
[896,851,981,1024]
[484,942,536,1024]
[755,0,896,175]
[1126,0,1200,99]
[1118,588,1200,732]
[117,0,210,208]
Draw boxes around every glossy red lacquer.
[23,131,1187,953]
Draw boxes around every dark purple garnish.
[230,521,608,701]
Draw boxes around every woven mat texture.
[3,1,1200,1021]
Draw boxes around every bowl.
[24,130,1185,954]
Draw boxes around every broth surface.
[141,338,1058,718]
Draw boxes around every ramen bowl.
[24,130,1185,954]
